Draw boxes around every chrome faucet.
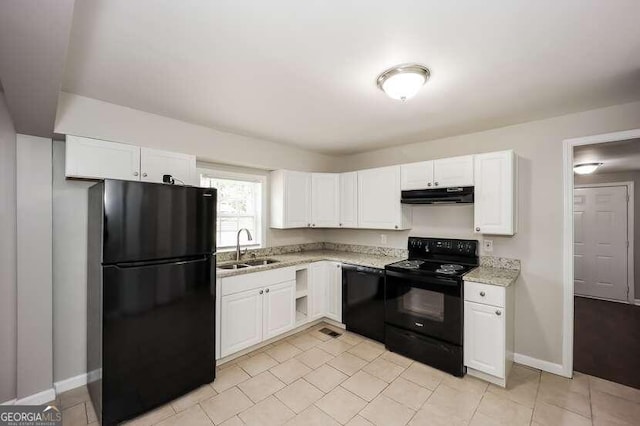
[236,228,253,262]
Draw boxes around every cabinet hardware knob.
[496,310,502,316]
[337,265,340,268]
[427,182,432,187]
[265,288,270,293]
[312,224,315,227]
[133,172,139,176]
[142,172,148,177]
[475,227,481,232]
[339,223,342,227]
[307,223,311,227]
[395,225,398,229]
[434,182,439,186]
[480,291,486,297]
[259,290,264,295]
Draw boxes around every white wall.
[575,170,640,298]
[55,92,339,172]
[0,92,17,403]
[327,101,640,366]
[16,134,53,399]
[52,141,94,382]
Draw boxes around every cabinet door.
[358,166,403,229]
[308,262,327,320]
[325,262,342,322]
[474,151,515,235]
[401,161,433,190]
[311,173,340,228]
[140,147,197,185]
[279,171,312,228]
[220,288,263,357]
[339,172,358,228]
[263,280,296,340]
[65,135,140,181]
[432,155,474,188]
[464,301,505,378]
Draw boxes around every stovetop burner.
[387,259,475,277]
[393,260,425,269]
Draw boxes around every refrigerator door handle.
[111,255,210,269]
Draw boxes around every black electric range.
[384,237,478,377]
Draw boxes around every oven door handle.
[385,270,459,287]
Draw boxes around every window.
[200,171,265,250]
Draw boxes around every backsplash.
[480,256,521,270]
[217,242,408,262]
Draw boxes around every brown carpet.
[574,296,640,389]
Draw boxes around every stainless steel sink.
[218,258,279,270]
[218,263,251,270]
[243,258,279,266]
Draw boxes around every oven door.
[384,270,462,345]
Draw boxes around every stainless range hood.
[401,186,474,204]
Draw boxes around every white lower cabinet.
[220,288,264,357]
[219,268,296,358]
[263,280,296,340]
[463,280,514,387]
[308,261,342,323]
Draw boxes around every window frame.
[198,168,267,251]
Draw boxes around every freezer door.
[102,180,216,264]
[101,255,215,425]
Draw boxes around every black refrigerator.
[87,179,217,426]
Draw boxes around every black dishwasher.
[342,264,385,343]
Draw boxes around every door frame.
[562,128,640,378]
[574,182,635,304]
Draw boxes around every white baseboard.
[514,353,567,377]
[54,373,88,394]
[14,388,56,406]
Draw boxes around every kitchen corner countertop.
[217,250,405,278]
[463,266,520,287]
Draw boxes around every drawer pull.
[480,291,486,297]
[495,310,502,316]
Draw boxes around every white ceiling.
[574,139,640,173]
[62,1,640,155]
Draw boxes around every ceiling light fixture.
[573,162,603,175]
[377,63,430,102]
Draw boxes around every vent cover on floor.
[319,328,341,338]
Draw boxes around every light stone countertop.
[463,266,520,287]
[216,249,405,278]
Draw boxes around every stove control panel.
[408,237,478,258]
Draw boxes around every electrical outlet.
[483,239,493,253]
[380,234,388,245]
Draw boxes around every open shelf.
[296,289,307,299]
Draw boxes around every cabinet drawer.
[221,267,297,296]
[464,281,505,308]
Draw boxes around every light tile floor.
[56,323,640,425]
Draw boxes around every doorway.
[567,135,640,389]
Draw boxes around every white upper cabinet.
[339,172,358,228]
[140,147,197,185]
[65,135,141,181]
[358,166,411,230]
[401,161,434,190]
[270,170,312,229]
[65,135,197,185]
[401,155,473,190]
[311,173,340,228]
[432,155,474,188]
[474,150,516,235]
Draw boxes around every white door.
[65,135,141,181]
[325,262,342,322]
[308,263,327,320]
[401,161,434,190]
[358,166,402,229]
[433,155,474,188]
[263,280,296,340]
[574,185,629,302]
[311,173,340,228]
[464,301,505,378]
[285,171,312,228]
[474,151,515,235]
[140,147,197,185]
[220,288,263,357]
[339,172,358,228]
